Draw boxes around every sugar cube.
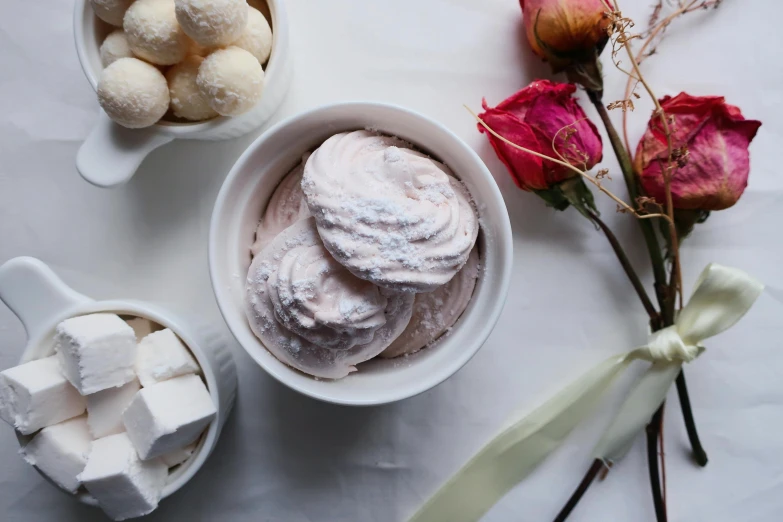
[135,329,199,388]
[87,380,141,438]
[79,433,167,521]
[161,441,197,468]
[125,317,158,341]
[55,314,137,395]
[21,415,92,493]
[0,356,86,434]
[123,374,215,460]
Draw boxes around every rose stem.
[586,87,669,520]
[676,371,709,466]
[647,406,668,522]
[585,208,659,322]
[552,460,605,522]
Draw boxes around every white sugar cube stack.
[0,313,215,521]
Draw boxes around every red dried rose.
[635,93,762,211]
[478,80,603,192]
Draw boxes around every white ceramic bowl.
[73,0,292,188]
[0,257,237,507]
[209,102,513,406]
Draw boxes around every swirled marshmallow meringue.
[380,246,480,358]
[302,131,479,293]
[250,155,312,256]
[245,218,414,379]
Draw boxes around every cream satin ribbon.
[409,264,763,522]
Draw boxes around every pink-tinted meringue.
[380,246,480,358]
[245,218,414,379]
[302,131,479,293]
[250,154,312,256]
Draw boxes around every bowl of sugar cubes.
[0,257,237,520]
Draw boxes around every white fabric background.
[1,1,781,521]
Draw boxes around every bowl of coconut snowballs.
[74,0,291,188]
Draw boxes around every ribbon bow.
[409,264,763,522]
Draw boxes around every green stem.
[586,90,668,295]
[585,208,659,322]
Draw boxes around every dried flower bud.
[478,80,603,192]
[520,0,613,89]
[635,93,761,211]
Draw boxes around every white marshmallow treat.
[196,46,264,116]
[54,313,137,395]
[86,380,141,438]
[123,0,190,66]
[100,30,133,68]
[166,56,219,121]
[0,356,86,435]
[175,0,249,48]
[135,329,200,387]
[98,58,170,129]
[122,374,216,460]
[22,415,93,494]
[232,7,273,64]
[161,442,197,467]
[90,0,135,27]
[79,433,168,521]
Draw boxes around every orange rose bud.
[520,0,613,76]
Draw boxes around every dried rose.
[478,80,603,192]
[520,0,613,89]
[635,93,762,211]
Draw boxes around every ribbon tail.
[408,355,632,522]
[592,362,683,463]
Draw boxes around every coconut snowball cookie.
[99,30,132,67]
[232,7,273,64]
[302,131,480,293]
[124,0,190,66]
[98,58,169,129]
[166,56,218,121]
[90,0,134,27]
[245,218,415,379]
[174,0,249,48]
[250,155,312,256]
[380,247,480,358]
[196,47,264,117]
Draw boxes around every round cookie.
[166,56,218,121]
[232,7,273,64]
[99,30,132,68]
[196,47,264,117]
[90,0,134,27]
[124,0,190,66]
[98,58,169,128]
[174,0,248,48]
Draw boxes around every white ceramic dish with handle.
[73,0,292,188]
[0,256,237,506]
[209,102,513,406]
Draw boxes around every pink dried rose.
[478,80,603,192]
[520,0,613,72]
[635,93,762,211]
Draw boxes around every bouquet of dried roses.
[409,1,764,521]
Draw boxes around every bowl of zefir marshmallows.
[0,300,228,520]
[74,0,291,187]
[210,103,514,405]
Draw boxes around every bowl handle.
[76,111,174,188]
[0,257,92,342]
